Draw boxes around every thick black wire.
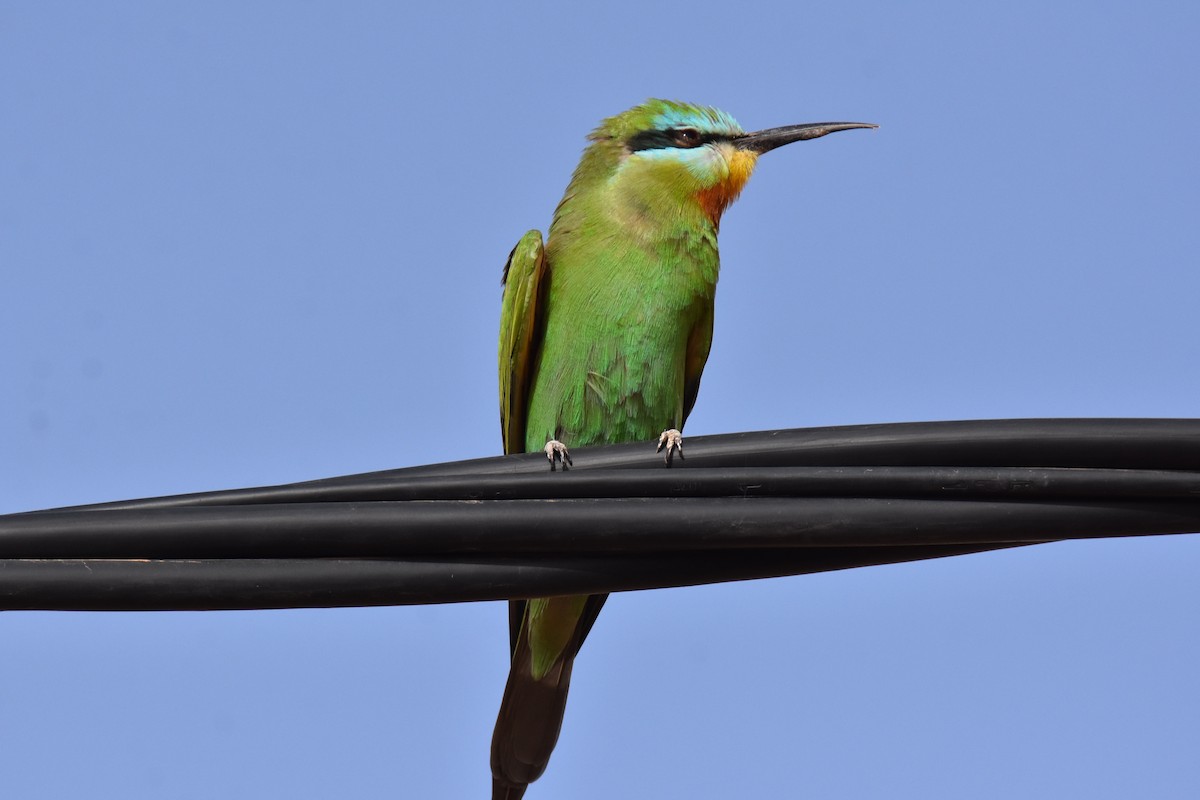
[3,494,1198,559]
[0,544,1025,611]
[30,418,1200,513]
[2,419,1198,610]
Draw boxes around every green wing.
[499,230,550,656]
[498,230,547,456]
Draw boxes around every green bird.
[493,99,874,798]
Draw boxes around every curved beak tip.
[737,121,879,154]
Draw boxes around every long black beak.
[735,122,878,154]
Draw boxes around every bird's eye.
[672,128,703,147]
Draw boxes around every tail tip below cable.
[492,777,528,800]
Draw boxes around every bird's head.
[573,99,875,228]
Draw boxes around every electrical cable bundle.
[2,418,1198,611]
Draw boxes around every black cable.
[2,495,1197,560]
[2,419,1198,611]
[31,418,1200,513]
[0,544,1026,611]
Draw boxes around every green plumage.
[491,99,743,800]
[526,140,720,447]
[491,99,875,799]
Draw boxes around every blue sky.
[3,2,1200,797]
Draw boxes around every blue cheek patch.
[627,145,729,184]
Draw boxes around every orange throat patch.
[695,148,758,226]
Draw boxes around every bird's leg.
[656,429,684,467]
[544,439,572,471]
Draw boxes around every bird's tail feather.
[490,635,577,798]
[491,777,528,800]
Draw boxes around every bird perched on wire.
[494,98,875,798]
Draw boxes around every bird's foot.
[656,429,684,467]
[543,439,572,471]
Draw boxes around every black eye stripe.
[627,128,726,153]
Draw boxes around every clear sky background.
[3,2,1199,798]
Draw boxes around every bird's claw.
[656,429,684,467]
[544,439,572,471]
